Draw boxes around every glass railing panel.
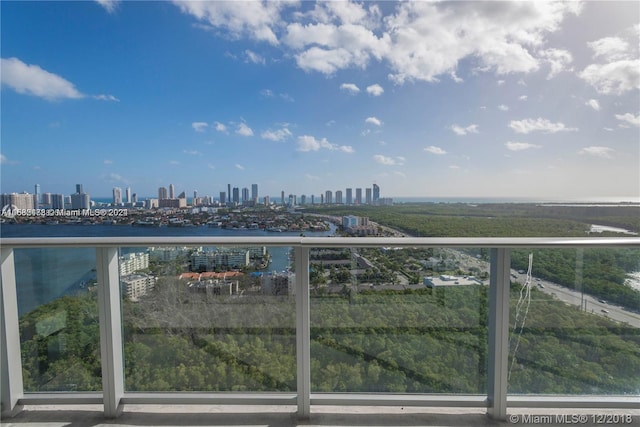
[120,245,296,392]
[309,246,489,393]
[15,247,101,392]
[508,248,640,395]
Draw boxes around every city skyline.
[1,1,639,201]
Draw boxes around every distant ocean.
[3,223,335,316]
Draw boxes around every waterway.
[2,223,335,315]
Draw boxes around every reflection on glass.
[310,247,489,393]
[121,246,296,391]
[508,248,640,394]
[16,248,101,392]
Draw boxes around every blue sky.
[1,0,639,201]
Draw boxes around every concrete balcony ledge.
[2,405,638,427]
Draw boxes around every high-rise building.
[281,191,285,206]
[365,188,372,205]
[126,187,132,204]
[169,184,175,199]
[1,193,34,210]
[251,184,258,201]
[300,195,306,205]
[132,193,138,204]
[355,188,362,204]
[42,192,52,205]
[242,187,249,203]
[335,190,343,204]
[228,184,232,204]
[373,184,380,202]
[71,184,90,209]
[158,187,168,200]
[34,184,41,209]
[232,187,239,204]
[346,188,353,205]
[51,194,64,209]
[325,190,333,204]
[219,191,226,204]
[113,187,123,205]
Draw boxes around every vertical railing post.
[96,247,124,418]
[487,248,510,420]
[294,245,310,418]
[1,247,24,418]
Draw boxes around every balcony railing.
[1,236,639,421]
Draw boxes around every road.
[447,249,640,328]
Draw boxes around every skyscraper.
[34,184,40,208]
[71,184,90,209]
[325,190,333,204]
[373,184,380,202]
[51,194,64,209]
[335,190,343,204]
[251,184,258,201]
[126,187,132,204]
[242,187,249,203]
[158,187,168,200]
[346,188,353,205]
[355,188,362,204]
[232,187,239,204]
[71,192,90,209]
[113,187,123,205]
[365,188,372,205]
[169,184,175,199]
[219,191,226,204]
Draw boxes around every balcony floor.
[2,405,638,427]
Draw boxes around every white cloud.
[169,160,180,165]
[373,154,404,165]
[192,122,208,132]
[580,29,640,95]
[245,49,265,64]
[183,149,202,156]
[305,174,320,181]
[176,1,582,84]
[104,159,113,165]
[208,163,216,170]
[451,124,479,135]
[366,84,384,96]
[261,127,292,141]
[1,154,11,164]
[235,163,245,170]
[260,89,274,97]
[296,135,353,153]
[586,99,601,111]
[214,121,228,133]
[173,0,284,45]
[579,146,614,158]
[236,123,254,137]
[1,57,84,101]
[498,104,509,111]
[505,141,541,151]
[424,146,447,155]
[579,60,640,95]
[588,37,631,62]
[509,118,578,134]
[519,95,528,101]
[538,48,573,79]
[365,116,382,126]
[105,172,128,183]
[93,94,120,102]
[615,113,640,127]
[339,83,360,94]
[96,0,120,13]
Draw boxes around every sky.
[1,0,639,202]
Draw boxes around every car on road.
[601,309,609,314]
[599,299,607,304]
